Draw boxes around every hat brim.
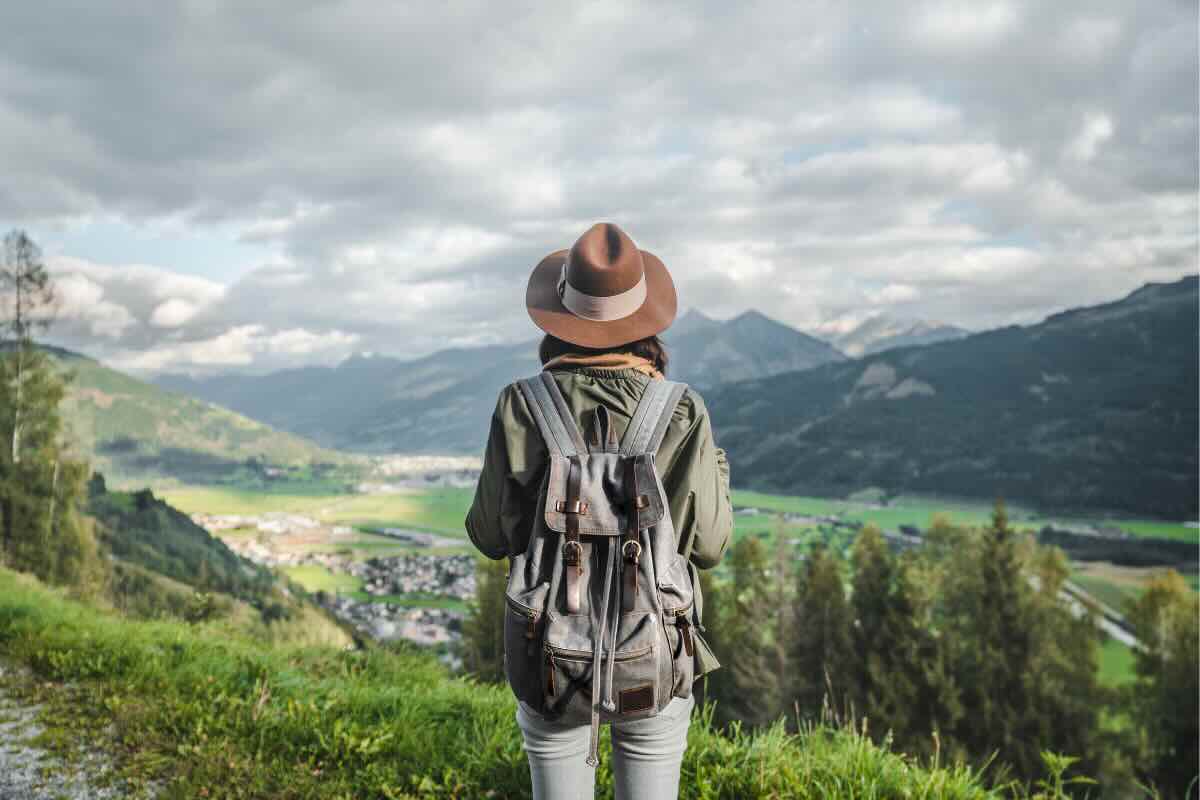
[526,248,678,349]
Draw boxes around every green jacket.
[465,364,733,676]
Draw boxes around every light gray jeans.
[515,695,694,800]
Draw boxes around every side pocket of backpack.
[663,603,696,699]
[503,594,548,711]
[503,551,550,713]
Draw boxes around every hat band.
[557,262,647,321]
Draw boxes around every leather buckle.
[563,540,584,566]
[622,540,642,562]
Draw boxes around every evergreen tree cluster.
[699,505,1197,795]
[461,502,1198,793]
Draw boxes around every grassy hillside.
[45,345,358,487]
[708,276,1199,519]
[0,567,1086,799]
[87,474,277,606]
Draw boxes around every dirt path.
[0,664,130,800]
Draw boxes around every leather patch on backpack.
[619,684,654,714]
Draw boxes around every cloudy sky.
[1,1,1195,375]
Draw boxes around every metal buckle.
[563,539,584,565]
[622,540,642,562]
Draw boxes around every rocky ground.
[0,664,146,800]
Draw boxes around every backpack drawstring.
[586,536,619,767]
[602,551,622,710]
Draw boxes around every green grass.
[0,567,1068,799]
[1070,574,1140,613]
[159,486,343,515]
[1113,520,1199,543]
[281,565,363,594]
[385,487,475,536]
[731,490,1199,544]
[1097,639,1136,686]
[161,486,474,540]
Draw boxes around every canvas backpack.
[503,371,701,767]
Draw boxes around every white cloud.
[867,283,920,305]
[0,0,1190,372]
[149,298,198,328]
[909,1,1021,50]
[54,273,136,338]
[1066,113,1115,162]
[107,324,360,374]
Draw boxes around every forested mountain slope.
[707,276,1199,518]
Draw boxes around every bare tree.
[1,230,56,464]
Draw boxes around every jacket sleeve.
[465,385,545,560]
[661,390,733,571]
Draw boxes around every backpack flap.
[543,453,666,536]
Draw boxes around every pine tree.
[1,230,55,465]
[943,498,1037,772]
[849,524,892,704]
[695,567,723,712]
[1023,543,1106,781]
[934,499,1105,782]
[709,535,783,729]
[461,556,507,683]
[0,229,101,589]
[849,524,952,750]
[788,542,853,726]
[1124,570,1200,797]
[769,516,794,694]
[891,554,961,759]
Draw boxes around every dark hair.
[538,334,669,377]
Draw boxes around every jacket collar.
[542,352,664,380]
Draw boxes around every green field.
[161,486,476,539]
[1070,572,1141,613]
[1113,519,1199,542]
[732,490,1198,543]
[1097,638,1136,687]
[164,483,1195,548]
[281,565,363,594]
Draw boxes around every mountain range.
[51,277,1200,517]
[156,309,847,453]
[665,310,846,387]
[705,275,1199,518]
[819,314,970,357]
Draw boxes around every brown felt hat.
[526,223,677,349]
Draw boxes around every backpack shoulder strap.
[516,372,588,457]
[619,379,688,457]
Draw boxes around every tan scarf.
[542,352,664,380]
